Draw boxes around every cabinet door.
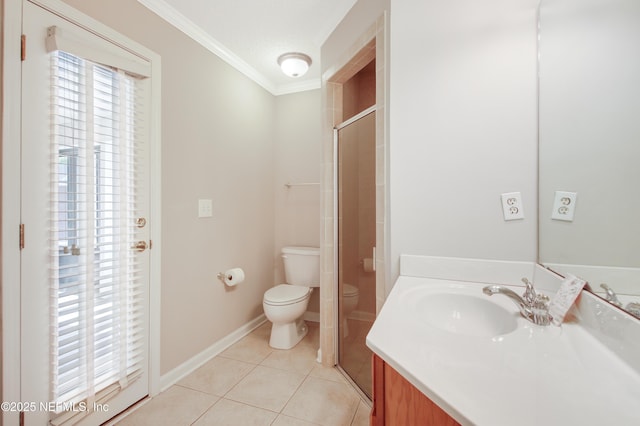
[371,355,385,426]
[371,355,460,426]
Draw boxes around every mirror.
[538,0,640,298]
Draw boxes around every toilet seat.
[264,284,312,306]
[343,283,359,297]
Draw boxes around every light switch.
[198,199,213,218]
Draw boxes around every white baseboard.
[303,311,320,322]
[348,310,376,323]
[158,314,267,392]
[304,310,375,323]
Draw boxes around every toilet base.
[269,318,308,349]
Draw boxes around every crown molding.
[274,78,321,96]
[137,0,287,95]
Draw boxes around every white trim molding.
[136,0,320,96]
[274,79,321,96]
[136,0,278,92]
[159,315,268,391]
[2,1,25,424]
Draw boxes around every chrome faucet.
[600,283,623,307]
[483,278,552,326]
[599,283,640,319]
[625,302,640,319]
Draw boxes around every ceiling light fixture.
[277,52,312,78]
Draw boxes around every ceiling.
[137,0,358,95]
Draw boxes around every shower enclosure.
[336,107,376,398]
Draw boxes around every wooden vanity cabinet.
[371,354,460,426]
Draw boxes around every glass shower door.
[336,109,376,398]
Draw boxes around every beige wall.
[60,0,278,374]
[1,0,4,405]
[390,0,539,281]
[321,0,538,360]
[320,0,390,365]
[273,89,322,311]
[321,0,390,77]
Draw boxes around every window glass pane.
[50,50,144,408]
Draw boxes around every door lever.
[132,241,147,252]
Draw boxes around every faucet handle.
[532,294,552,326]
[521,277,536,305]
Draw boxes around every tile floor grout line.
[117,322,371,425]
[188,395,221,426]
[277,371,313,417]
[219,361,261,400]
[218,395,282,415]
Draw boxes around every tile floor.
[116,322,371,426]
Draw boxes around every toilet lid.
[343,283,359,297]
[281,246,320,256]
[264,284,311,306]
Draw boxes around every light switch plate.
[501,192,524,221]
[551,191,577,221]
[198,199,213,218]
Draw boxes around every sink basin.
[402,288,518,337]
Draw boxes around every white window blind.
[46,25,151,78]
[49,49,146,423]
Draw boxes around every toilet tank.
[281,246,320,287]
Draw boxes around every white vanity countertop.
[366,276,640,426]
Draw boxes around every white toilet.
[341,283,360,337]
[263,246,320,349]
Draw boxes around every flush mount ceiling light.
[277,52,312,78]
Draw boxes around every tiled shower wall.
[319,14,388,366]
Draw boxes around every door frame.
[1,1,162,424]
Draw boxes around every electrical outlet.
[501,192,524,221]
[198,199,213,218]
[551,191,577,221]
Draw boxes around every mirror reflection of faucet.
[625,302,640,319]
[599,283,640,319]
[600,283,622,307]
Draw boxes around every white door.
[21,1,151,424]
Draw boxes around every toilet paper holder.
[217,272,231,282]
[217,268,244,285]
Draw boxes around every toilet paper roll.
[363,258,375,273]
[224,268,245,286]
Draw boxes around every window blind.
[46,25,151,78]
[49,50,146,424]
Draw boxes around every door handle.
[132,241,147,252]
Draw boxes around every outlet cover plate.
[501,192,524,221]
[551,191,577,221]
